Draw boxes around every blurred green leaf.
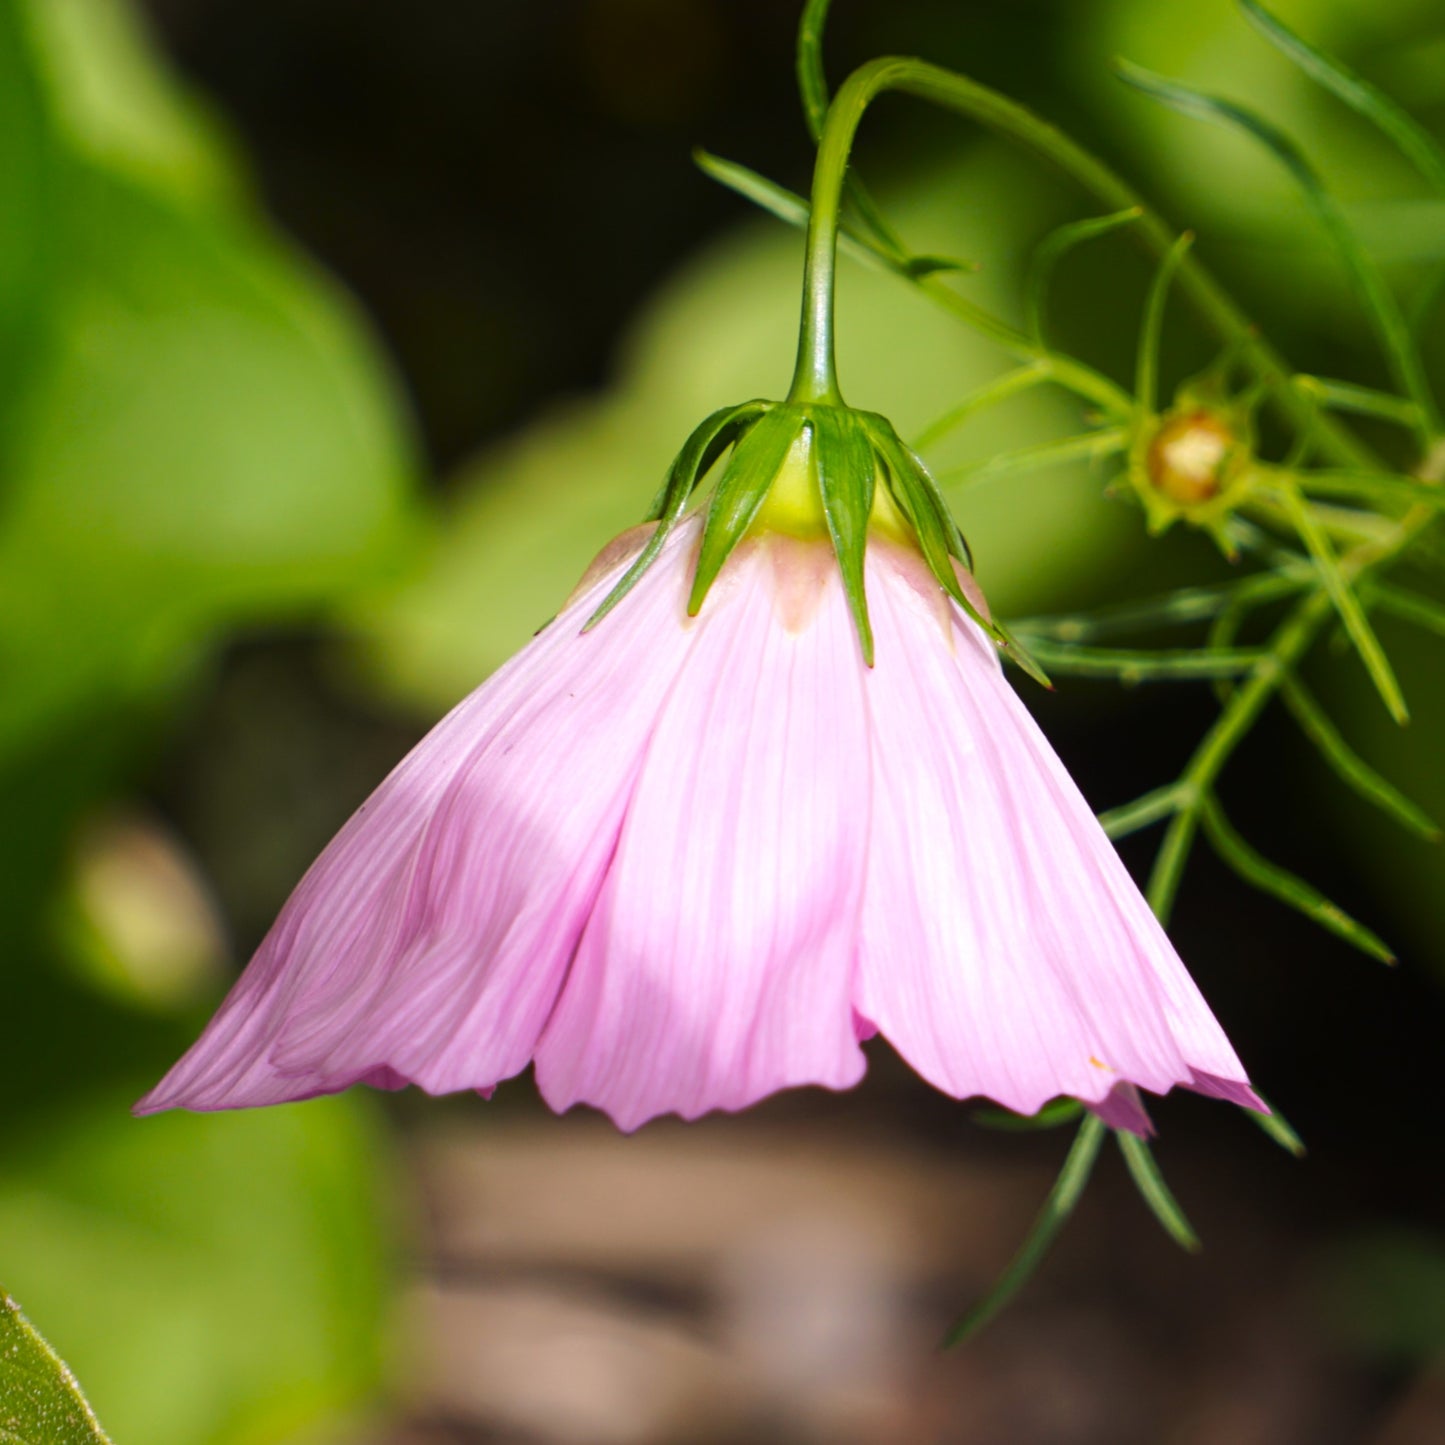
[1238,0,1445,196]
[1115,57,1438,440]
[0,1091,392,1445]
[0,0,422,763]
[0,1292,113,1444]
[1316,1228,1445,1361]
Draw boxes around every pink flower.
[136,499,1259,1135]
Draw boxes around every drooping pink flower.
[137,466,1260,1134]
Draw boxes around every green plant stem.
[789,56,1379,468]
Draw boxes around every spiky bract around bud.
[1127,386,1259,555]
[588,401,1046,682]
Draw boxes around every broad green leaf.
[0,1293,113,1445]
[22,0,239,204]
[0,0,421,763]
[0,1090,391,1445]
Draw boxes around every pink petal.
[853,540,1259,1132]
[136,524,704,1114]
[533,534,870,1130]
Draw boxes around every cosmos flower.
[137,407,1260,1134]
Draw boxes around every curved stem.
[788,56,1382,469]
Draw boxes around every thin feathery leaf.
[1245,1091,1307,1157]
[1294,375,1424,431]
[1015,640,1264,683]
[1012,572,1308,644]
[1368,580,1445,638]
[1276,482,1409,723]
[1136,230,1195,415]
[1115,58,1441,441]
[941,427,1129,487]
[1098,783,1186,840]
[1027,208,1142,345]
[694,150,976,288]
[1295,468,1445,513]
[1238,0,1445,196]
[1282,676,1441,839]
[1116,1133,1201,1252]
[1199,793,1395,962]
[942,1116,1107,1347]
[913,364,1049,453]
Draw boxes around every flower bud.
[1146,407,1240,506]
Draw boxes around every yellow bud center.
[748,427,911,543]
[1146,409,1238,507]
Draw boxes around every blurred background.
[2,0,1444,1441]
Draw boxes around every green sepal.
[688,405,808,616]
[862,412,1053,689]
[585,400,767,631]
[812,407,878,665]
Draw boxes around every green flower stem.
[788,56,1380,469]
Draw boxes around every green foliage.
[0,1093,391,1445]
[0,1,416,1437]
[0,0,421,766]
[942,1116,1107,1347]
[0,1293,112,1444]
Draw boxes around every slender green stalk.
[1018,641,1264,683]
[941,427,1129,486]
[942,1115,1107,1346]
[785,56,1380,468]
[1098,782,1185,839]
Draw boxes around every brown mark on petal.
[562,522,660,612]
[761,533,837,634]
[868,534,983,655]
